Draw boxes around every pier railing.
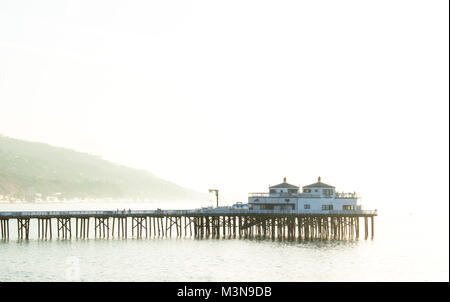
[335,192,358,199]
[249,192,359,199]
[191,209,377,215]
[0,208,377,218]
[248,193,271,197]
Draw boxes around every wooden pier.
[0,209,377,241]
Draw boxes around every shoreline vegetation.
[0,135,207,203]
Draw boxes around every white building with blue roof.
[248,177,360,213]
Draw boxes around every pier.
[0,209,376,241]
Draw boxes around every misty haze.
[0,0,448,284]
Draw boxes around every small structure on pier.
[248,177,360,212]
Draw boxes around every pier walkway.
[0,208,376,241]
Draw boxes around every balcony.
[248,192,269,198]
[248,192,298,198]
[335,192,358,199]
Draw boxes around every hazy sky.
[0,0,448,211]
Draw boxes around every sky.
[0,0,448,213]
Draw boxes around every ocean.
[0,202,448,282]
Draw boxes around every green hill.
[0,135,207,202]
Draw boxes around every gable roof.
[269,177,299,189]
[303,177,335,189]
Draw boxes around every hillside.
[0,135,207,202]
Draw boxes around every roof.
[303,177,335,189]
[269,177,299,189]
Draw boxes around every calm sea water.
[0,202,448,282]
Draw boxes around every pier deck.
[0,209,376,241]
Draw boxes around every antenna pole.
[216,191,218,208]
[209,189,219,208]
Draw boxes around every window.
[254,199,259,202]
[314,189,318,192]
[279,205,295,210]
[323,189,333,195]
[303,189,311,193]
[270,189,276,193]
[288,189,298,194]
[322,205,333,210]
[285,199,290,202]
[304,204,310,209]
[343,205,354,211]
[261,204,274,210]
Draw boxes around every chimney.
[318,176,321,182]
[283,177,286,182]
